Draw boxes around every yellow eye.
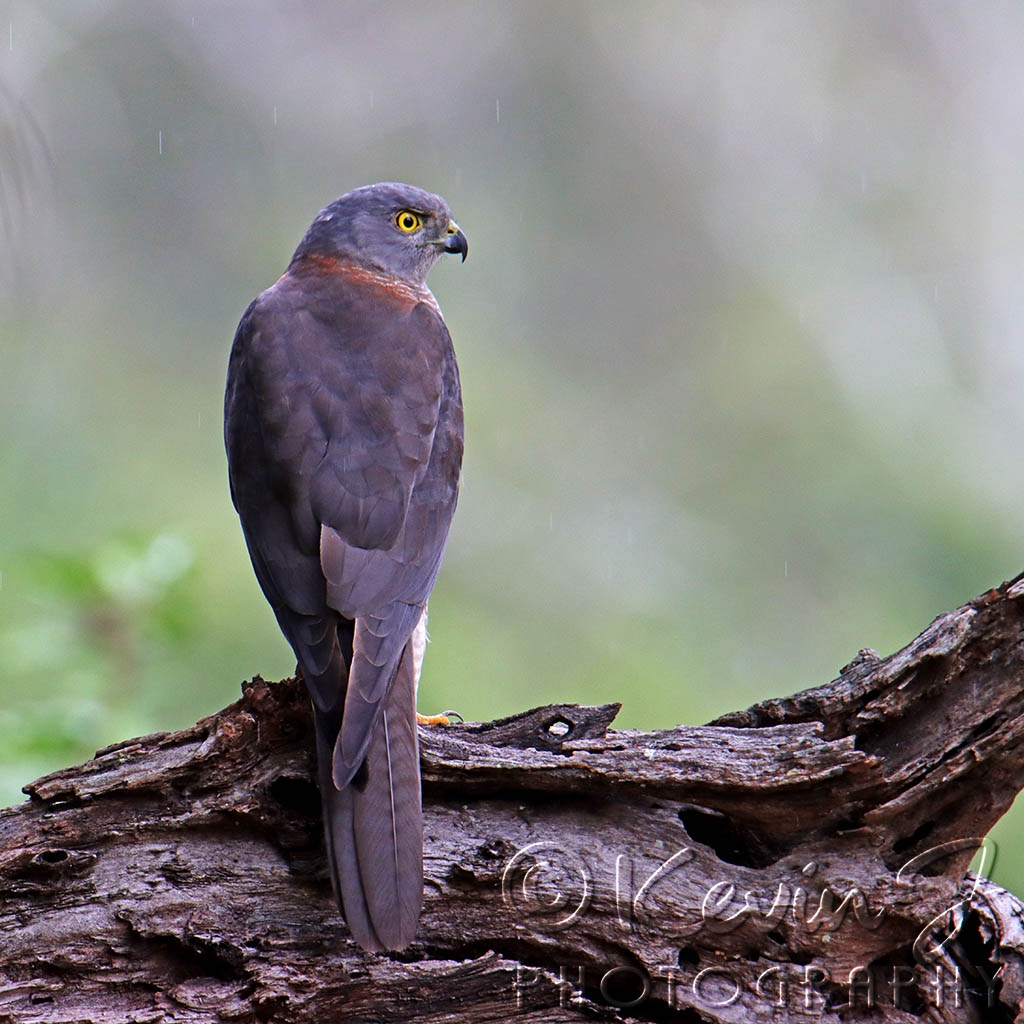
[395,210,423,233]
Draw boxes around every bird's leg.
[411,609,462,726]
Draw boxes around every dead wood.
[4,572,1024,1022]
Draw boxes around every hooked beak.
[440,220,468,262]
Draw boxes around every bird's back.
[225,245,463,951]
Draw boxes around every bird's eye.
[395,210,423,233]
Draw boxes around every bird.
[224,182,467,951]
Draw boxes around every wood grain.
[4,572,1024,1021]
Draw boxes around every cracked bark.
[4,574,1024,1022]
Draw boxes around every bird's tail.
[315,643,423,951]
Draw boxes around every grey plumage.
[225,183,466,950]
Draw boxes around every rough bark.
[3,573,1024,1022]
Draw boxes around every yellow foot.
[417,710,464,726]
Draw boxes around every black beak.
[442,223,468,262]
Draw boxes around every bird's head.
[294,182,468,284]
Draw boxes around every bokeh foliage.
[1,2,1022,890]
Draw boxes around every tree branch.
[5,573,1024,1022]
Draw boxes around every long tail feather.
[316,644,423,951]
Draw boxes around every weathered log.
[3,573,1024,1022]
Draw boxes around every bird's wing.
[226,299,328,620]
[226,265,462,774]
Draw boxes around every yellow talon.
[417,710,463,726]
[417,712,448,726]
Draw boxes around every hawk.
[224,183,467,951]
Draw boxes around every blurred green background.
[2,2,1022,889]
